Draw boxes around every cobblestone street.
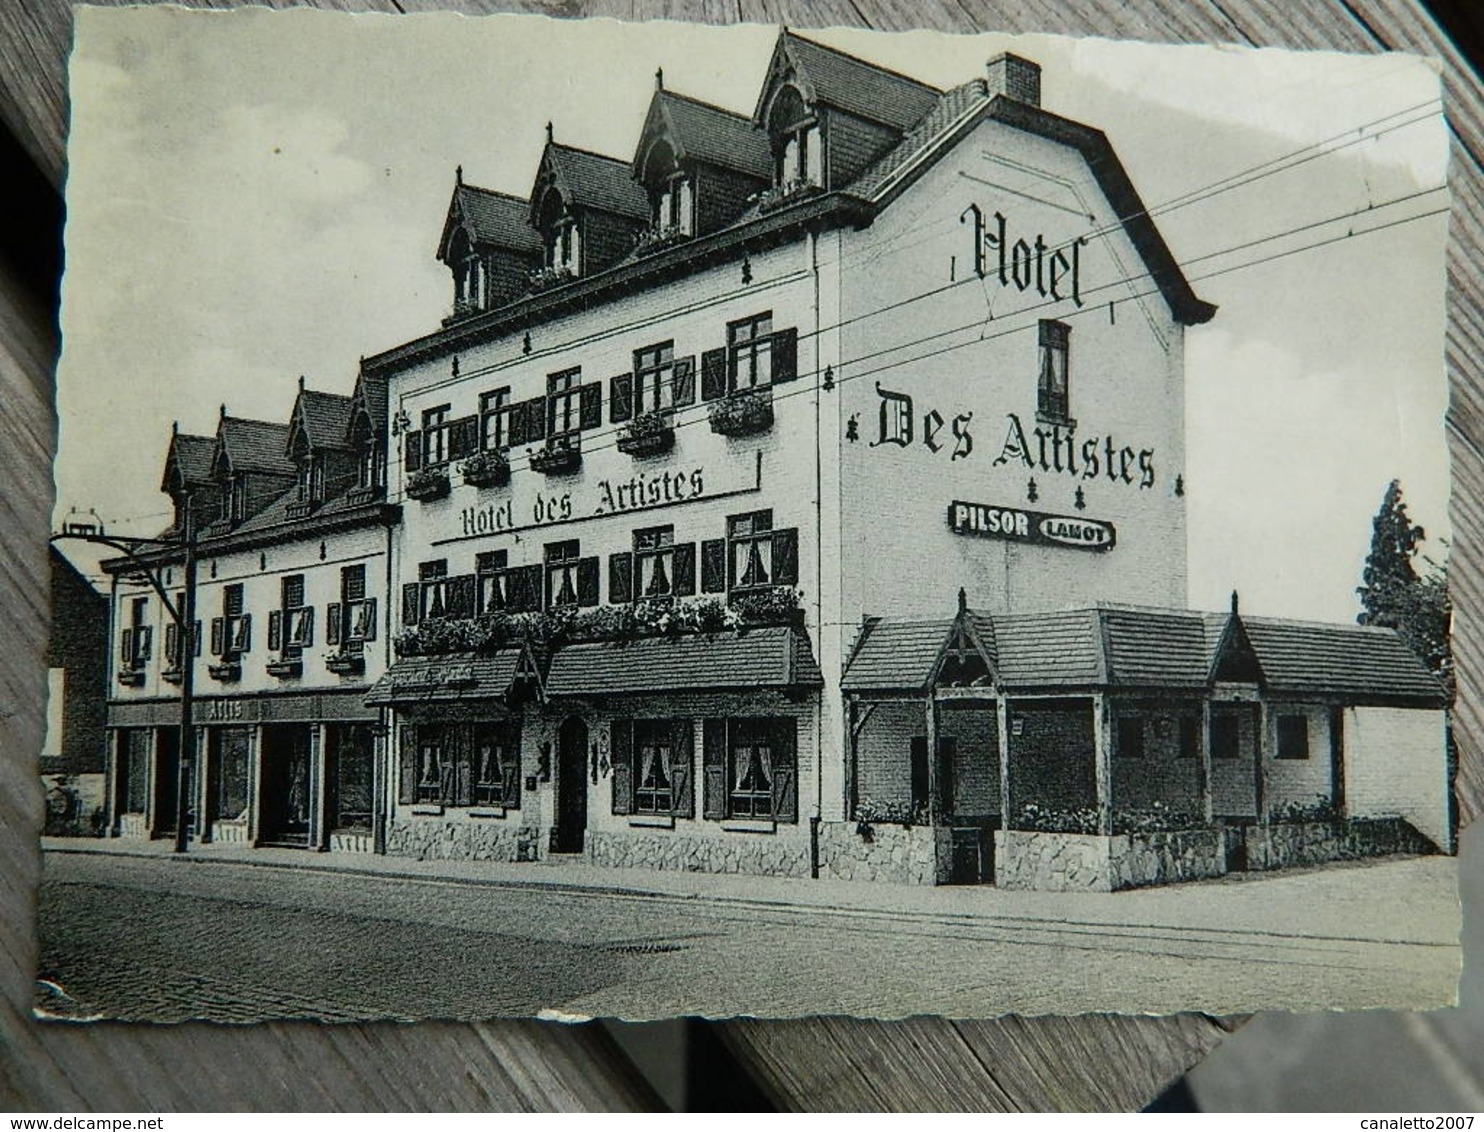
[36,843,1461,1021]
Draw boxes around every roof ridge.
[550,140,632,167]
[459,182,530,206]
[784,30,943,95]
[1240,613,1402,635]
[659,88,753,121]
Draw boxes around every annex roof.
[1237,616,1446,702]
[366,649,530,707]
[545,625,822,696]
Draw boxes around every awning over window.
[365,649,531,706]
[544,626,823,697]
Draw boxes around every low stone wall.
[1244,817,1436,871]
[328,831,374,854]
[210,820,249,845]
[115,813,148,839]
[587,829,811,878]
[386,817,539,863]
[816,821,948,885]
[995,829,1226,892]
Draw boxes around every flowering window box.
[116,668,146,688]
[530,435,582,475]
[756,179,821,214]
[527,265,575,293]
[285,499,318,520]
[325,651,366,676]
[634,223,691,256]
[345,484,383,507]
[208,660,242,683]
[266,656,304,679]
[460,450,510,488]
[160,667,184,686]
[405,466,451,502]
[708,389,774,437]
[616,411,675,457]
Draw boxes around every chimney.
[986,53,1041,107]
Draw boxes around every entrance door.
[259,724,313,846]
[553,717,589,854]
[155,727,181,836]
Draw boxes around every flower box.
[405,467,451,502]
[530,435,582,475]
[160,667,184,686]
[208,661,242,683]
[616,412,675,457]
[345,484,383,507]
[325,652,366,676]
[266,657,303,679]
[285,499,318,520]
[634,224,691,255]
[116,668,146,688]
[756,179,821,214]
[527,265,575,293]
[460,451,510,488]
[708,389,773,437]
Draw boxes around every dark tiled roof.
[840,618,951,692]
[543,143,649,220]
[546,626,822,696]
[228,482,378,538]
[350,370,388,440]
[643,91,773,180]
[442,183,542,259]
[162,432,216,492]
[217,416,294,477]
[1100,607,1210,688]
[770,32,941,131]
[848,79,989,200]
[1240,617,1446,702]
[994,609,1106,689]
[291,389,354,453]
[366,650,525,706]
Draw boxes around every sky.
[57,9,1452,623]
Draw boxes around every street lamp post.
[52,499,198,853]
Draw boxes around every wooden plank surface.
[0,0,1476,1112]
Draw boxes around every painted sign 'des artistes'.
[870,384,1158,489]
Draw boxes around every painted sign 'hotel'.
[100,30,1452,891]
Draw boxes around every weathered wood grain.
[0,0,1475,1112]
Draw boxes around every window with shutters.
[419,559,450,621]
[415,725,448,805]
[634,526,675,600]
[727,313,773,391]
[634,342,675,414]
[163,589,198,674]
[476,550,510,614]
[1037,320,1071,425]
[337,564,375,654]
[472,721,522,808]
[279,574,312,656]
[634,720,675,815]
[421,406,451,465]
[547,369,583,437]
[722,718,797,822]
[222,583,250,658]
[480,388,512,451]
[545,540,582,609]
[122,596,151,670]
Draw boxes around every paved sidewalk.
[42,835,1461,944]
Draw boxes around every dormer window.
[536,190,580,277]
[358,437,382,491]
[640,140,693,241]
[297,455,325,505]
[229,475,247,525]
[655,174,692,235]
[768,86,821,189]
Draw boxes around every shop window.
[215,730,251,821]
[472,722,521,808]
[1178,715,1202,759]
[1276,715,1310,760]
[634,342,675,415]
[329,725,374,832]
[1211,714,1241,759]
[1038,320,1071,424]
[546,369,583,437]
[1116,716,1145,759]
[421,406,451,466]
[480,387,512,451]
[727,313,774,391]
[122,730,151,814]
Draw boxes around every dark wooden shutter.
[703,719,727,820]
[672,356,696,406]
[402,582,421,627]
[326,602,342,646]
[523,396,547,442]
[701,347,728,401]
[611,718,633,815]
[210,617,224,657]
[771,718,798,823]
[164,623,179,666]
[453,725,473,807]
[267,609,283,652]
[513,565,544,613]
[301,607,315,648]
[447,574,477,619]
[404,430,424,472]
[700,539,727,594]
[609,552,634,604]
[672,543,697,596]
[610,373,634,423]
[671,718,695,819]
[579,382,603,429]
[501,760,521,810]
[120,628,133,664]
[507,401,528,448]
[362,598,378,642]
[239,613,252,654]
[449,415,479,459]
[398,725,417,805]
[576,557,600,607]
[771,326,799,383]
[771,528,799,586]
[193,621,202,657]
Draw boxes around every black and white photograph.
[37,7,1461,1026]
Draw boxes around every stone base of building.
[386,817,540,862]
[586,830,811,877]
[1241,817,1436,871]
[211,820,249,845]
[115,814,148,838]
[328,830,374,853]
[815,821,949,885]
[994,828,1226,892]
